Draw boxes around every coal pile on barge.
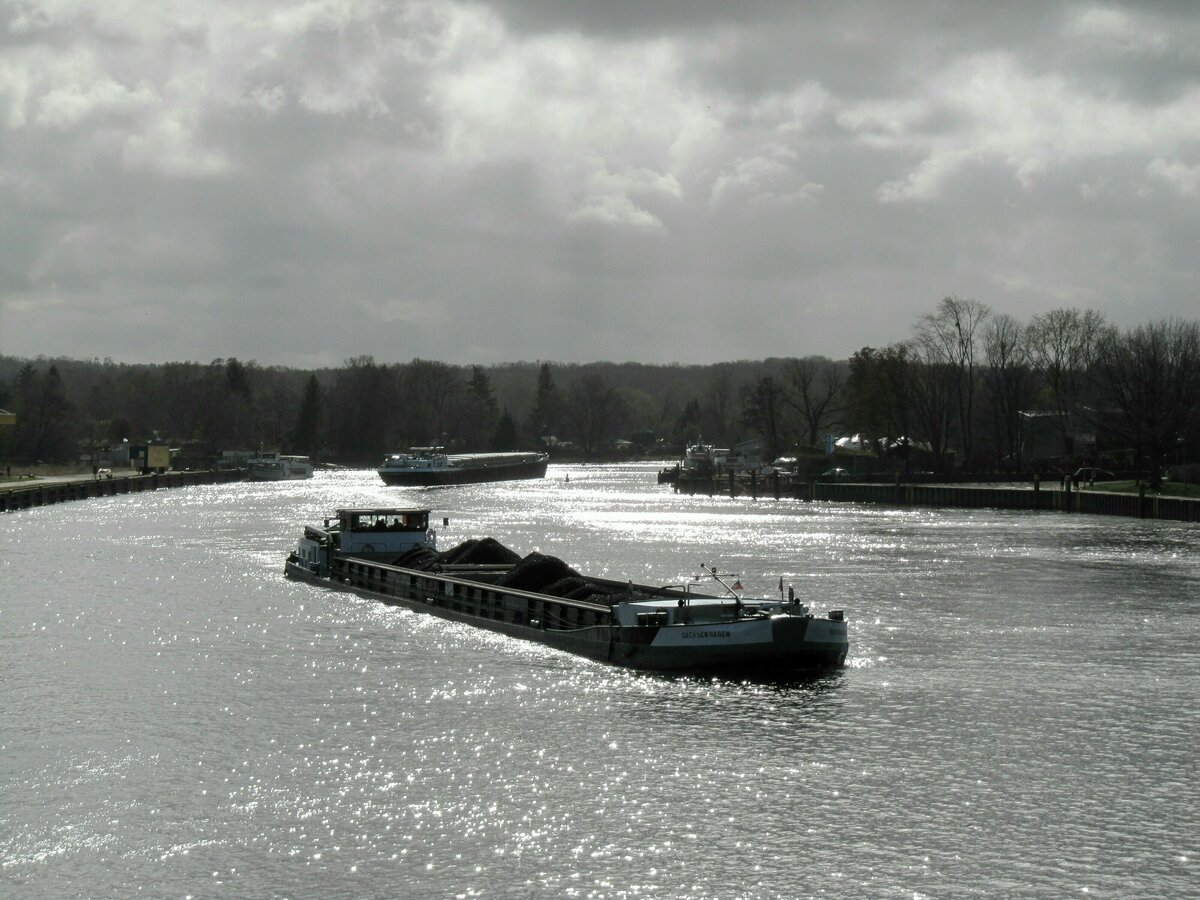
[396,539,647,606]
[391,536,520,570]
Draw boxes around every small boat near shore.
[247,452,314,481]
[378,448,548,486]
[284,507,848,676]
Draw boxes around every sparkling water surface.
[2,463,1197,898]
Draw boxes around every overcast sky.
[1,1,1197,368]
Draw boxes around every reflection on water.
[1,463,1197,897]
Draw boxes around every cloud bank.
[1,0,1197,366]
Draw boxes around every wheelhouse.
[381,448,449,471]
[293,507,437,576]
[337,508,436,557]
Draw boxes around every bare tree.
[1096,318,1200,487]
[981,314,1033,470]
[740,375,788,460]
[702,364,737,446]
[915,297,991,468]
[568,373,625,454]
[1026,307,1108,462]
[908,335,956,469]
[329,356,401,462]
[785,356,845,447]
[398,359,466,448]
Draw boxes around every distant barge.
[285,507,848,676]
[246,452,314,481]
[378,448,549,486]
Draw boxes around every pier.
[0,469,245,513]
[671,471,1200,523]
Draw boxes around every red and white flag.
[733,580,743,591]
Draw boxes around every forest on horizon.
[2,299,1198,485]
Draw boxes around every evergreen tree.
[462,365,499,448]
[529,362,563,446]
[491,409,519,451]
[468,366,497,413]
[12,364,77,463]
[291,374,323,453]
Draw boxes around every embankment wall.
[0,470,244,513]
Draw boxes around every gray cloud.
[1,0,1197,367]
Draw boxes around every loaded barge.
[378,448,548,486]
[285,507,848,676]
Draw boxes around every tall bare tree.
[1026,307,1108,462]
[908,336,956,469]
[398,359,466,448]
[981,314,1033,470]
[785,356,845,447]
[701,364,737,446]
[1096,318,1200,487]
[568,373,624,454]
[915,297,991,467]
[740,375,788,460]
[328,355,401,462]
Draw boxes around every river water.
[2,463,1197,899]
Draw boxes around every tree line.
[1,301,1197,486]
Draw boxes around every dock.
[671,471,1200,523]
[0,469,245,513]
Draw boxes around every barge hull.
[378,458,549,487]
[285,554,847,676]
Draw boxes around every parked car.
[95,467,113,480]
[821,467,850,481]
[1073,467,1115,482]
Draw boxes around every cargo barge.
[378,448,548,486]
[284,507,848,676]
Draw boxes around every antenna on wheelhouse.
[700,563,742,599]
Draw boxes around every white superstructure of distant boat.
[246,452,314,481]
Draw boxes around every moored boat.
[247,452,314,481]
[284,507,848,676]
[378,448,548,486]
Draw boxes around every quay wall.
[672,473,1199,523]
[0,469,245,513]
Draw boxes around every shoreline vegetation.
[1,301,1197,493]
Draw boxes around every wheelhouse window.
[342,510,430,532]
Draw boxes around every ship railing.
[435,563,517,577]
